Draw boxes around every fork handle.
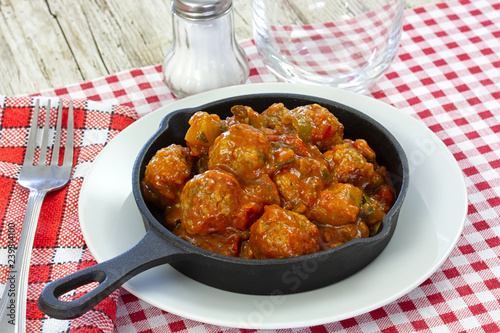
[0,190,47,333]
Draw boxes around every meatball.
[209,123,271,180]
[260,102,289,129]
[249,205,320,259]
[309,183,363,226]
[352,139,376,162]
[142,144,193,209]
[323,141,375,188]
[180,170,244,234]
[272,156,331,214]
[281,104,344,151]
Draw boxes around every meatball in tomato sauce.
[323,141,375,188]
[209,123,271,181]
[179,170,244,234]
[142,144,193,209]
[249,205,320,259]
[282,104,344,152]
[310,183,363,227]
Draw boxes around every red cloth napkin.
[0,96,138,332]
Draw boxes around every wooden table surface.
[0,0,448,96]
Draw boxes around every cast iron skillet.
[38,93,409,319]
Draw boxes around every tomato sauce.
[142,103,395,259]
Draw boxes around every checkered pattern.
[266,2,399,74]
[0,96,137,332]
[0,0,499,331]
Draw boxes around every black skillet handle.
[38,227,191,319]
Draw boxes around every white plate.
[79,83,467,329]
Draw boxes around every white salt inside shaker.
[163,0,249,98]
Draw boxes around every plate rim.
[79,82,467,329]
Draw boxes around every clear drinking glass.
[253,0,404,93]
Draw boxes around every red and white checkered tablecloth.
[0,0,499,331]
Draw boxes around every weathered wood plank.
[45,0,172,80]
[0,0,82,94]
[0,0,449,96]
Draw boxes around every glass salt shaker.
[163,0,250,98]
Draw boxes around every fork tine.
[38,99,52,165]
[51,100,63,166]
[24,99,40,166]
[63,100,74,167]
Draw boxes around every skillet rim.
[131,92,410,266]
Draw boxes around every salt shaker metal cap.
[173,0,231,19]
[163,0,249,98]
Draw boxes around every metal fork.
[0,98,74,332]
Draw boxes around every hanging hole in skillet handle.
[38,227,192,319]
[38,269,110,319]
